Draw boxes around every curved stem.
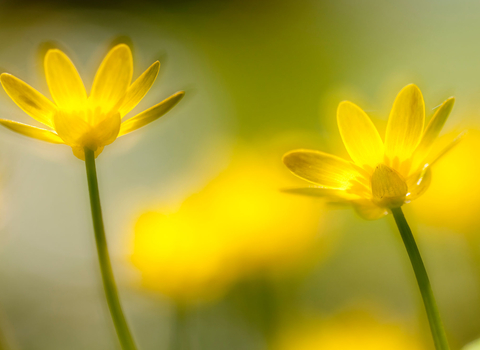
[84,148,138,350]
[391,207,450,350]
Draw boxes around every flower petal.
[72,146,104,161]
[283,149,360,190]
[406,167,432,201]
[352,199,388,220]
[119,61,160,117]
[90,44,133,112]
[53,110,121,149]
[371,163,408,208]
[118,91,185,136]
[0,73,56,129]
[281,187,359,201]
[385,84,425,167]
[0,119,64,143]
[412,97,455,169]
[428,131,466,167]
[337,101,384,170]
[44,49,87,109]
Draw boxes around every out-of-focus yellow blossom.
[275,311,425,350]
[0,44,184,160]
[413,130,480,234]
[131,151,325,304]
[284,84,462,220]
[463,338,480,350]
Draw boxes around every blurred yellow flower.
[0,44,184,160]
[275,311,425,350]
[131,151,326,304]
[413,130,480,234]
[284,84,461,220]
[463,338,480,350]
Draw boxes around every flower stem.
[84,148,138,350]
[171,304,188,350]
[391,207,450,350]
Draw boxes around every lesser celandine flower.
[132,149,326,349]
[0,43,184,350]
[283,84,462,350]
[275,311,425,350]
[284,84,460,220]
[132,150,326,304]
[0,44,184,159]
[413,130,480,234]
[464,338,480,350]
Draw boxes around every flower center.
[53,106,121,150]
[371,164,408,208]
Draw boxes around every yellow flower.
[131,149,327,304]
[283,84,462,220]
[275,311,425,350]
[413,130,480,234]
[0,44,184,160]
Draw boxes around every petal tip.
[282,150,296,164]
[173,91,186,101]
[282,149,305,166]
[282,151,293,164]
[45,48,63,58]
[404,83,419,89]
[151,60,161,73]
[0,73,12,85]
[105,44,133,65]
[444,96,455,106]
[337,100,362,115]
[112,43,132,54]
[401,83,423,96]
[44,49,68,67]
[337,100,354,111]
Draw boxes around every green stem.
[391,207,450,350]
[171,304,188,350]
[84,148,138,350]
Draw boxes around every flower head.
[275,310,425,350]
[413,130,479,234]
[0,44,184,159]
[283,84,462,220]
[131,149,326,304]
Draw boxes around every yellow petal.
[428,131,466,167]
[283,149,360,190]
[0,73,56,128]
[118,91,185,136]
[281,187,359,201]
[405,131,464,202]
[90,44,133,112]
[119,61,160,117]
[352,199,388,220]
[337,101,384,170]
[371,164,408,208]
[44,49,87,109]
[53,109,121,149]
[406,167,432,201]
[72,146,104,161]
[0,119,64,144]
[412,97,455,169]
[385,84,425,167]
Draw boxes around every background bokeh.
[0,0,478,349]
